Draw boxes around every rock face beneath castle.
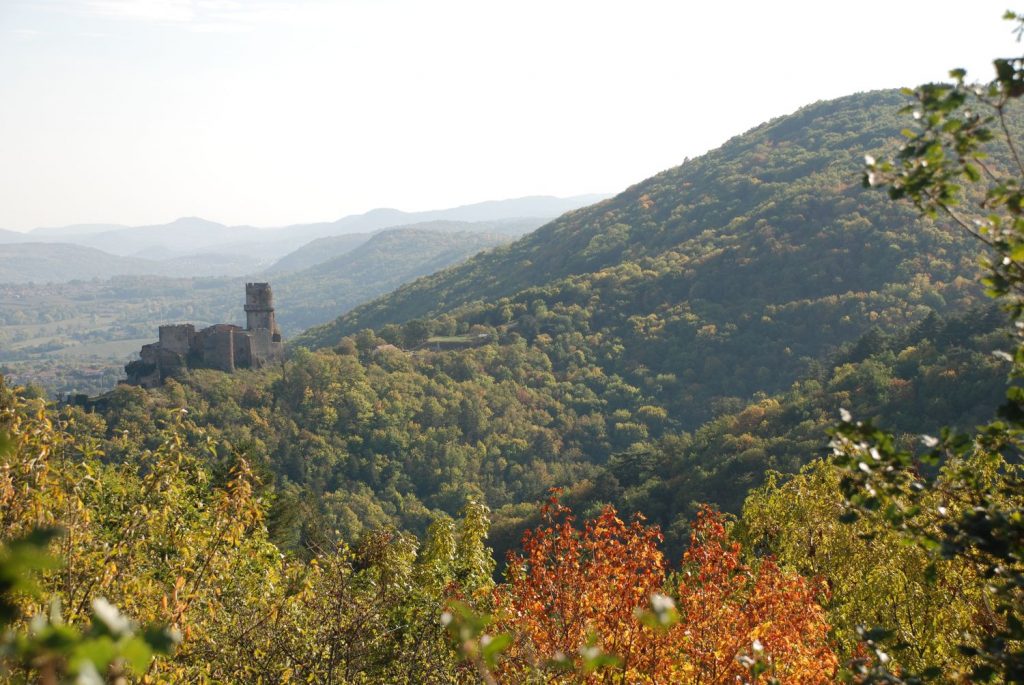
[124,283,284,388]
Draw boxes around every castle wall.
[158,324,196,355]
[198,325,238,372]
[125,343,163,388]
[247,329,282,367]
[139,342,160,366]
[233,330,254,369]
[157,347,187,377]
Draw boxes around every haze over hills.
[0,243,179,283]
[273,227,513,332]
[0,195,604,286]
[272,195,611,245]
[58,217,249,258]
[0,229,24,244]
[0,242,260,283]
[2,194,610,269]
[265,218,547,275]
[30,223,130,238]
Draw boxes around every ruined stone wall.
[233,330,254,369]
[125,343,163,388]
[246,330,279,367]
[198,325,238,373]
[158,324,196,355]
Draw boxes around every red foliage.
[493,498,837,683]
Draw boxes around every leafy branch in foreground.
[0,524,178,685]
[836,10,1024,683]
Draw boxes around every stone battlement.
[124,283,284,388]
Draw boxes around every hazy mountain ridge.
[0,243,172,283]
[265,218,548,276]
[3,195,610,270]
[273,227,513,332]
[0,242,260,283]
[0,229,25,244]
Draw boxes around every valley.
[0,207,593,395]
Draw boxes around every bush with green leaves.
[0,514,177,684]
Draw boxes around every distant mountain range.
[0,228,25,244]
[264,218,549,276]
[0,195,608,285]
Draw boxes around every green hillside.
[297,90,989,428]
[299,91,929,336]
[0,243,164,283]
[273,228,512,332]
[263,232,373,274]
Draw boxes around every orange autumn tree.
[492,497,837,683]
[664,507,838,683]
[494,495,667,680]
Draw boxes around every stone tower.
[245,282,280,339]
[244,282,284,366]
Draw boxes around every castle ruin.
[124,283,284,388]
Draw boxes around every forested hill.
[295,90,990,429]
[297,90,953,348]
[58,87,1014,566]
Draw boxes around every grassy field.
[51,338,154,359]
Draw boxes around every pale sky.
[0,0,1017,230]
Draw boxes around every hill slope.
[0,243,161,282]
[302,91,941,338]
[0,229,26,244]
[266,218,546,276]
[296,90,988,427]
[274,228,511,332]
